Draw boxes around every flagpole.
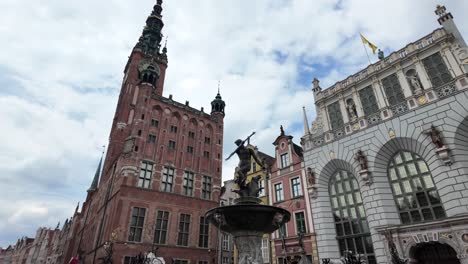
[360,33,373,65]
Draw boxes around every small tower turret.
[435,5,466,47]
[211,83,226,116]
[312,78,322,101]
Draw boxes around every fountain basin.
[205,204,290,234]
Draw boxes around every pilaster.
[338,95,350,124]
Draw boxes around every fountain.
[205,133,291,264]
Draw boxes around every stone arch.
[189,118,198,126]
[172,111,181,120]
[313,159,360,260]
[403,236,462,259]
[453,115,468,167]
[370,137,440,226]
[152,105,163,112]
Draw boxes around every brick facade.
[62,2,225,264]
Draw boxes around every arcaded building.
[301,5,468,264]
[66,1,226,264]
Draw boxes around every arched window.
[388,151,446,224]
[330,170,375,264]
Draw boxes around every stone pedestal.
[359,169,371,184]
[232,231,263,264]
[435,145,452,165]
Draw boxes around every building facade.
[63,1,226,264]
[219,180,237,264]
[269,127,318,264]
[302,5,468,264]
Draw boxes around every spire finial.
[303,106,311,135]
[162,36,168,54]
[280,125,285,136]
[218,80,221,94]
[88,149,104,193]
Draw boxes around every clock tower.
[69,1,226,264]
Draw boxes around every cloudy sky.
[1,0,467,247]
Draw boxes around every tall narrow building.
[67,1,225,263]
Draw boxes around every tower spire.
[136,0,165,55]
[303,106,311,135]
[88,148,104,193]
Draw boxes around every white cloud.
[1,0,467,246]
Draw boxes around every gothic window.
[330,170,375,264]
[358,86,379,116]
[174,260,188,264]
[198,217,209,248]
[422,52,453,88]
[204,137,211,144]
[202,176,212,200]
[177,214,191,246]
[170,125,178,133]
[388,151,446,224]
[138,161,153,188]
[151,119,159,127]
[128,207,146,242]
[183,171,194,196]
[203,151,210,158]
[161,167,174,192]
[382,74,405,106]
[327,101,344,130]
[154,210,169,244]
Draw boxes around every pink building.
[268,127,318,264]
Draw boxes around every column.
[372,78,388,108]
[414,60,432,90]
[352,89,365,117]
[442,47,464,77]
[320,105,331,132]
[338,96,350,124]
[396,68,413,98]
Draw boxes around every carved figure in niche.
[307,168,316,186]
[406,69,423,94]
[355,150,368,171]
[346,99,358,121]
[428,125,444,148]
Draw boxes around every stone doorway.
[410,242,460,264]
